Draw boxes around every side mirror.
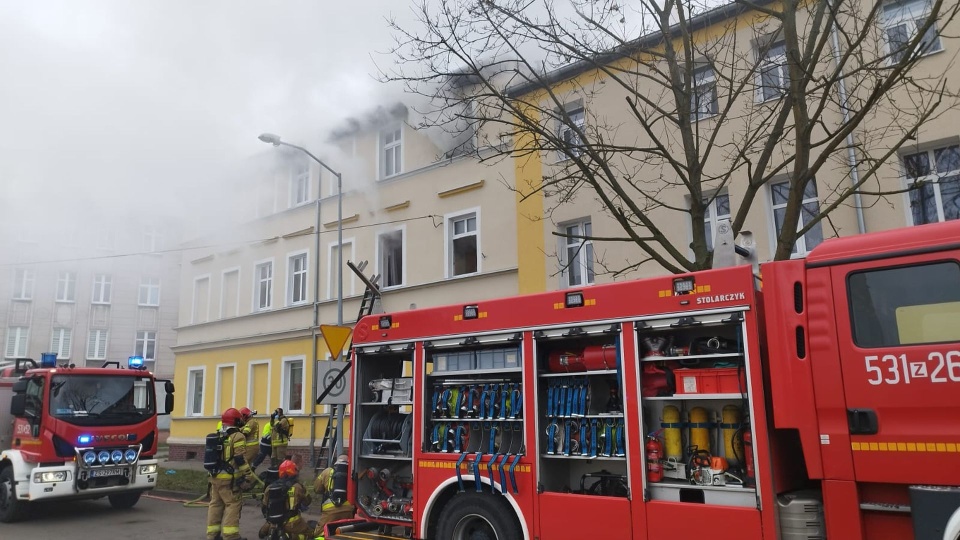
[10,394,26,416]
[11,379,27,393]
[164,380,175,394]
[164,393,174,415]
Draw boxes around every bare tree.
[384,0,959,274]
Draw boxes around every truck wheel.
[108,491,142,509]
[0,467,28,523]
[436,492,522,540]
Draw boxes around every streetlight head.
[258,133,282,146]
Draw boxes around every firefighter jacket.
[262,479,312,524]
[271,416,291,445]
[314,466,350,511]
[214,429,255,482]
[241,418,260,446]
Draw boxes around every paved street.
[1,491,270,540]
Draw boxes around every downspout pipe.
[829,1,867,234]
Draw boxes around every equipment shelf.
[539,369,618,378]
[428,367,522,377]
[361,401,413,406]
[541,454,625,461]
[644,393,745,401]
[358,454,411,461]
[639,352,742,362]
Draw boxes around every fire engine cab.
[341,219,960,540]
[0,354,174,522]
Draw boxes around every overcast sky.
[0,0,413,241]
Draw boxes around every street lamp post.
[258,132,344,465]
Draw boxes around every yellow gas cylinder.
[722,405,743,466]
[689,406,711,454]
[661,405,682,460]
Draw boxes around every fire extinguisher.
[646,435,664,483]
[743,430,755,486]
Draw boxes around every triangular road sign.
[319,324,354,360]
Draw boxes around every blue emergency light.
[40,352,58,368]
[77,434,92,445]
[127,355,145,369]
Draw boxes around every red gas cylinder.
[645,436,664,483]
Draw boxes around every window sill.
[885,45,944,66]
[756,93,786,104]
[380,172,403,181]
[91,301,112,306]
[691,112,718,123]
[138,303,160,308]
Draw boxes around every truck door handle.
[847,408,879,435]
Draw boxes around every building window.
[51,328,72,359]
[193,276,210,323]
[558,102,585,161]
[904,144,960,224]
[92,274,112,304]
[282,357,305,414]
[255,261,274,311]
[97,229,116,251]
[135,331,157,361]
[13,269,35,300]
[378,229,404,288]
[758,40,788,102]
[691,65,719,121]
[328,240,355,299]
[448,212,479,277]
[883,0,942,63]
[771,179,824,256]
[5,327,29,358]
[186,368,205,416]
[56,271,77,302]
[703,192,731,252]
[291,161,311,207]
[288,252,308,305]
[143,226,163,252]
[139,277,160,306]
[86,329,108,360]
[381,125,403,179]
[561,220,594,287]
[849,261,960,347]
[221,268,240,319]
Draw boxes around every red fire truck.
[345,219,960,540]
[0,355,174,522]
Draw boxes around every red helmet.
[239,407,254,420]
[278,459,298,479]
[221,407,243,428]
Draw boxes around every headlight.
[125,449,138,463]
[98,451,111,464]
[35,471,69,483]
[139,464,157,475]
[111,450,124,464]
[83,451,97,465]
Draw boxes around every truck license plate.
[91,468,124,478]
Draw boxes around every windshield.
[49,374,155,426]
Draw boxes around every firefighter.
[251,422,271,470]
[313,454,355,539]
[206,407,260,540]
[269,408,291,466]
[240,407,260,465]
[257,460,314,540]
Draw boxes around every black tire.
[107,491,142,509]
[436,491,522,540]
[0,466,29,523]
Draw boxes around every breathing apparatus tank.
[722,405,743,466]
[689,406,711,454]
[661,405,682,460]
